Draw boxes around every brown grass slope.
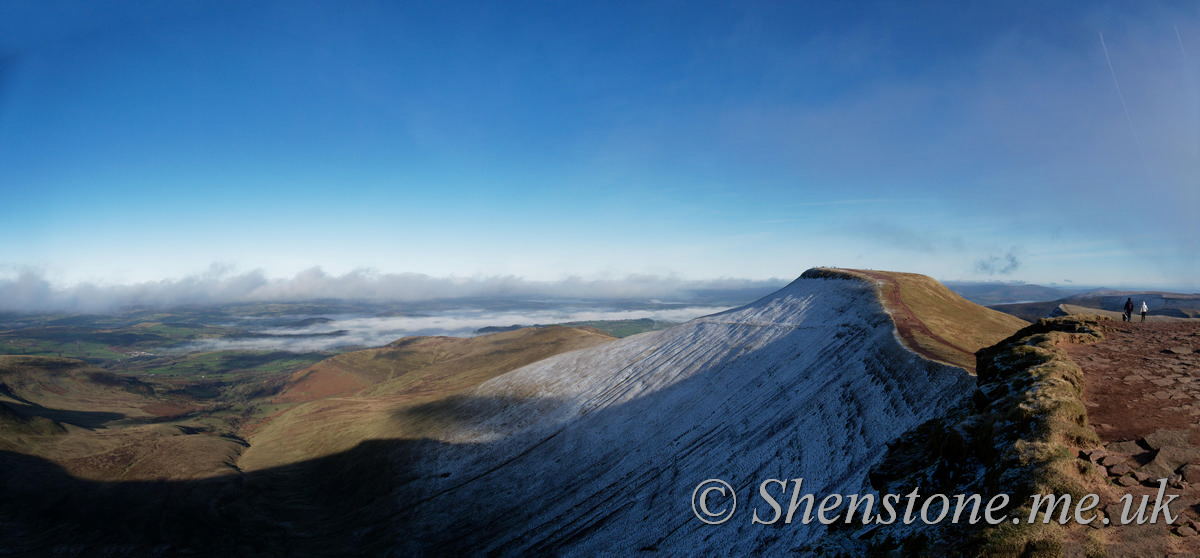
[239,325,616,471]
[810,268,1030,372]
[273,325,614,403]
[0,355,248,481]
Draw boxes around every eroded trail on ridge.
[1064,320,1200,555]
[845,269,980,373]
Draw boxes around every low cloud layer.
[177,306,731,353]
[0,266,786,313]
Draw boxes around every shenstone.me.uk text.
[691,478,1179,526]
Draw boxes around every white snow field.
[391,272,976,555]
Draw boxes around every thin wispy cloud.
[974,250,1022,276]
[781,199,931,208]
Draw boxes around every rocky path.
[1065,320,1200,556]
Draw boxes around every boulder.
[1184,463,1200,484]
[1108,462,1132,476]
[1100,454,1127,467]
[1138,445,1200,480]
[1106,440,1147,455]
[1142,429,1192,451]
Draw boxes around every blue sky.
[3,1,1199,307]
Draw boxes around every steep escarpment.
[837,316,1111,556]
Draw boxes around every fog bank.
[176,306,730,353]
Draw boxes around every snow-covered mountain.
[390,271,977,555]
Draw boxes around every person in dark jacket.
[1123,298,1134,322]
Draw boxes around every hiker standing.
[1141,301,1148,322]
[1123,298,1134,322]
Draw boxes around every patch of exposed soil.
[274,367,370,403]
[1065,319,1200,555]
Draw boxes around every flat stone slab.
[1117,475,1141,487]
[1139,445,1200,479]
[1108,440,1148,454]
[1109,462,1133,476]
[1101,454,1128,467]
[1144,429,1192,451]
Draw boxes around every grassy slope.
[0,356,249,481]
[835,269,1030,372]
[238,325,616,470]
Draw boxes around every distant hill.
[991,289,1200,322]
[944,281,1083,306]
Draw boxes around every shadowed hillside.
[0,355,252,482]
